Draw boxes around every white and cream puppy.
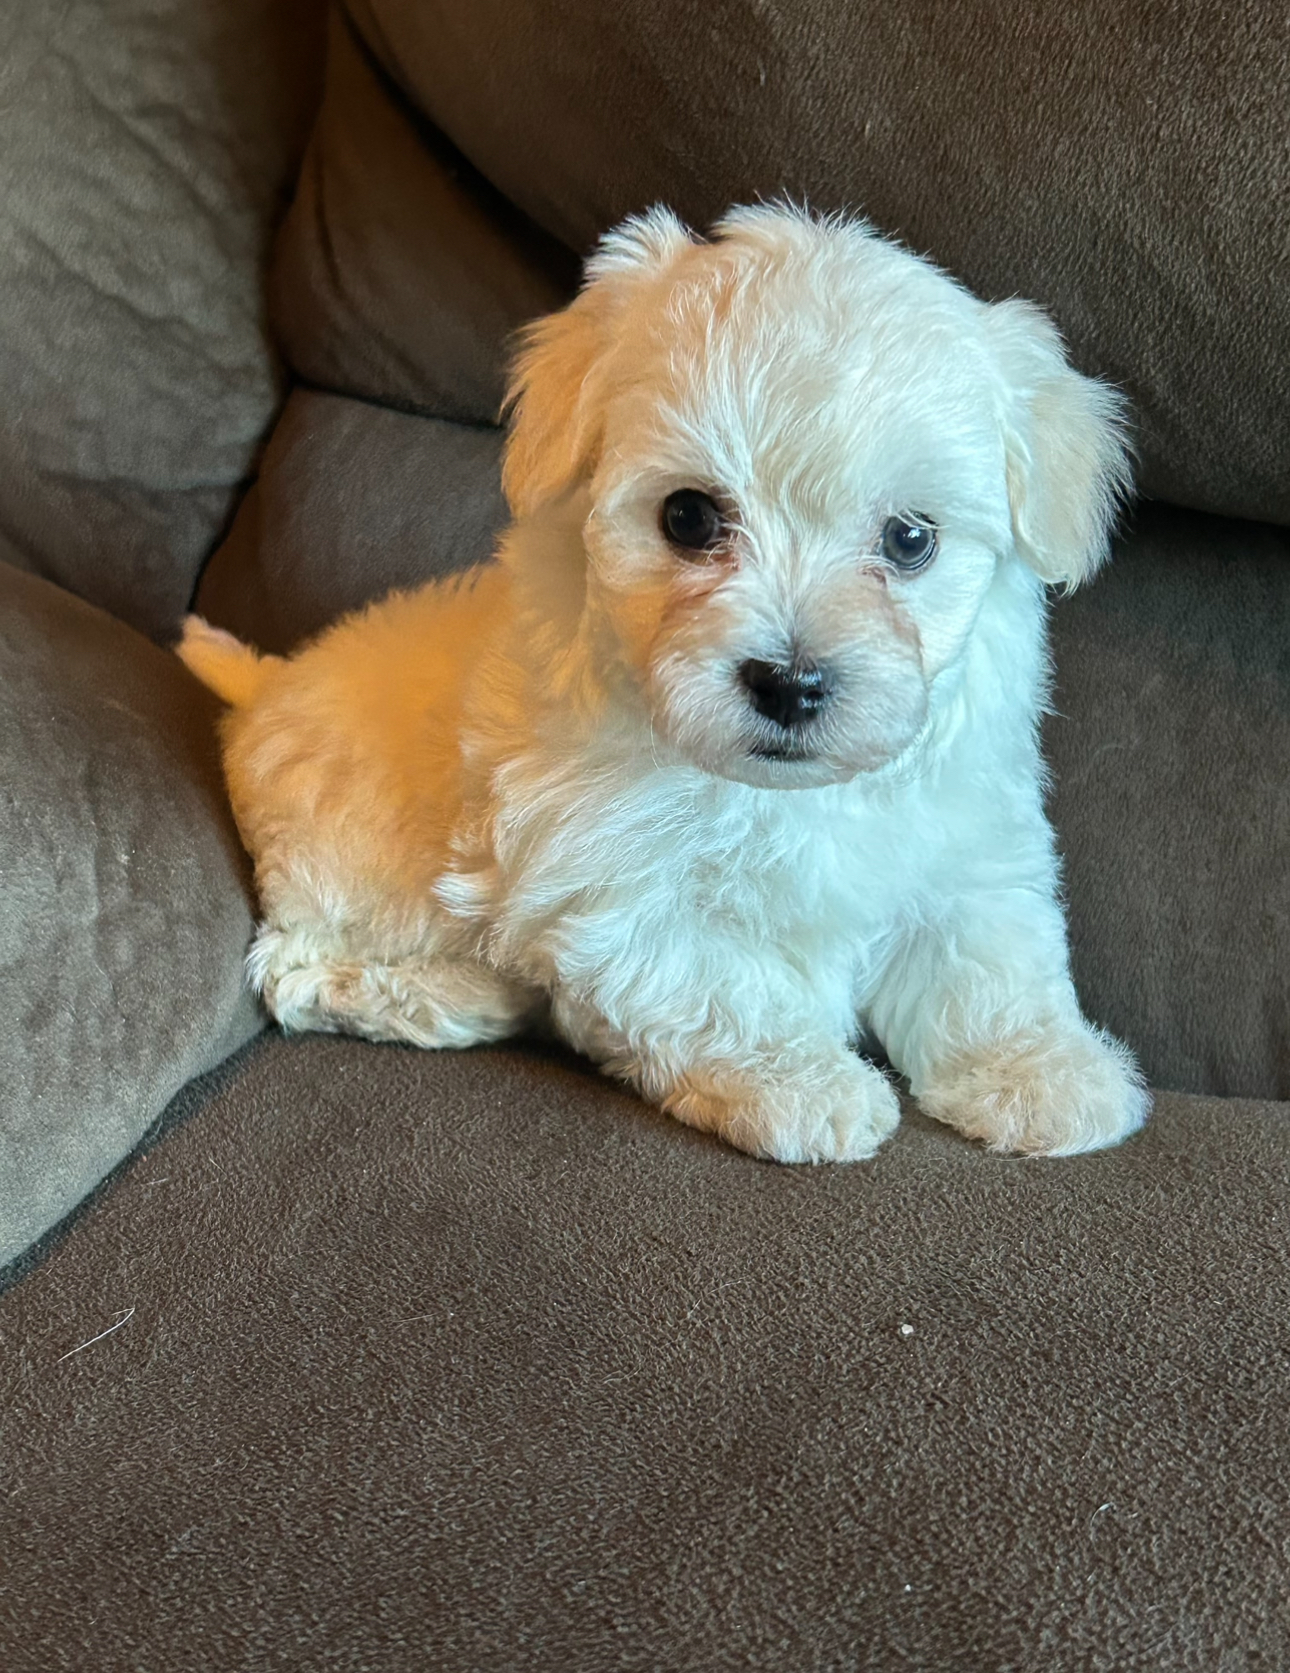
[180,204,1149,1163]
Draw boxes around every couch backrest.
[274,0,1289,529]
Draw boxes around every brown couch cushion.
[1049,505,1290,1100]
[0,0,326,640]
[274,0,1288,526]
[194,388,507,652]
[3,1029,1287,1667]
[0,563,262,1266]
[271,9,577,425]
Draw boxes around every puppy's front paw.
[918,1021,1150,1156]
[666,1046,901,1164]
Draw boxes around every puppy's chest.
[679,808,908,950]
[483,775,913,954]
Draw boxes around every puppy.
[180,204,1149,1163]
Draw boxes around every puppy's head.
[504,204,1130,788]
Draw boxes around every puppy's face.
[505,207,1129,788]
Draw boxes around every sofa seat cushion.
[3,1029,1287,1668]
[0,563,261,1265]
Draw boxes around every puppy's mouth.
[748,742,819,763]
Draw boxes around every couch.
[3,1,1288,1666]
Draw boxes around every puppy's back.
[184,567,510,926]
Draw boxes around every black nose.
[738,659,832,729]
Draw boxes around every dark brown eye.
[662,489,724,553]
[880,515,938,571]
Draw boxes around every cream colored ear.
[501,289,607,519]
[501,207,693,518]
[988,300,1133,588]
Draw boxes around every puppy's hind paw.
[250,928,536,1050]
[918,1021,1150,1157]
[665,1045,902,1164]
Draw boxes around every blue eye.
[662,489,724,553]
[880,516,938,571]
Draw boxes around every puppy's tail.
[176,615,279,708]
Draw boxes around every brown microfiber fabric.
[0,562,262,1265]
[0,0,326,641]
[276,0,1289,527]
[2,1030,1288,1669]
[194,389,507,653]
[1048,504,1290,1100]
[191,387,1290,1100]
[271,7,577,423]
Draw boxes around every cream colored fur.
[179,205,1149,1162]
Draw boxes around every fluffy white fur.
[179,205,1149,1162]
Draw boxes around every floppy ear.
[987,300,1133,588]
[501,207,693,518]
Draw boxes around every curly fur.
[179,205,1149,1162]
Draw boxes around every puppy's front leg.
[553,993,900,1163]
[663,1043,902,1163]
[868,892,1149,1156]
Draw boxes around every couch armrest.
[0,563,261,1265]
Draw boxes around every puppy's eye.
[880,515,938,572]
[661,489,725,554]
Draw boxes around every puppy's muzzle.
[738,659,833,730]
